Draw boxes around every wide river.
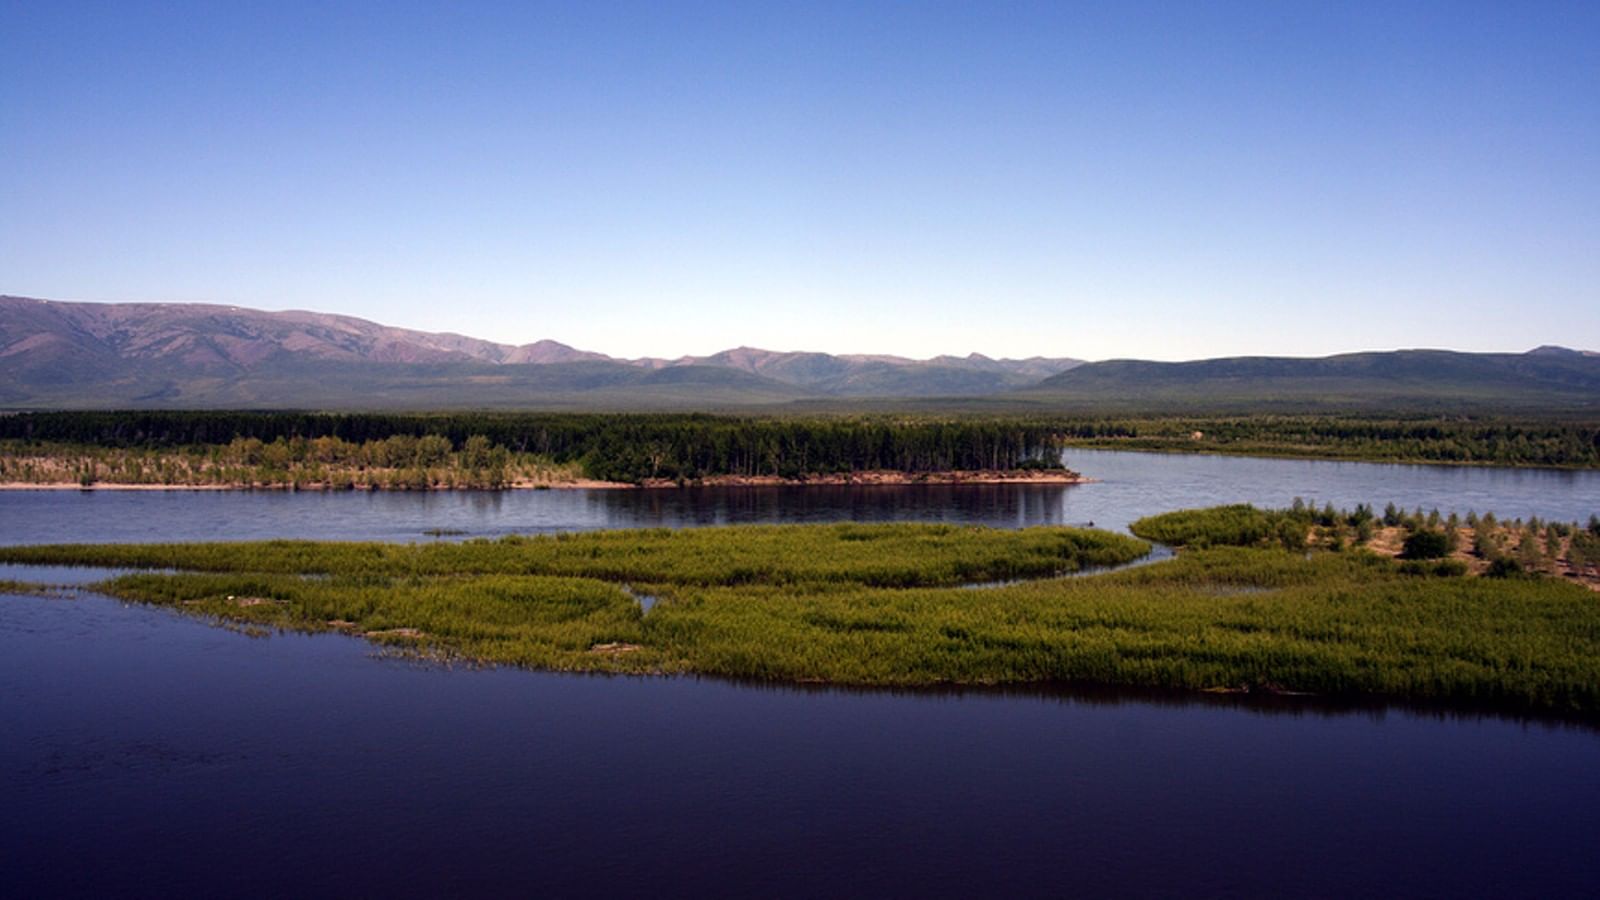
[4,449,1599,896]
[2,447,1597,545]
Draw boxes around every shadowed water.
[2,593,1597,897]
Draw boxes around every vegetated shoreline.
[1060,437,1600,471]
[1131,502,1600,593]
[8,410,1599,474]
[4,513,1598,714]
[0,468,1090,492]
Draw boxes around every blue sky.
[3,1,1597,360]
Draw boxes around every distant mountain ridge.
[1021,346,1600,412]
[2,294,1596,411]
[0,295,610,372]
[0,295,1080,405]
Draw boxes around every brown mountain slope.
[0,295,613,371]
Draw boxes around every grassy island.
[4,514,1599,713]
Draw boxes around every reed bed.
[0,523,1148,588]
[4,520,1598,713]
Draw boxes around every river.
[1,448,1596,545]
[3,449,1599,896]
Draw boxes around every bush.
[1354,518,1375,545]
[1129,505,1272,546]
[1348,503,1374,526]
[1275,519,1307,551]
[1400,530,1454,560]
[1485,558,1526,579]
[1015,457,1066,471]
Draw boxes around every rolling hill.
[2,295,1597,412]
[1018,346,1600,413]
[0,296,1076,407]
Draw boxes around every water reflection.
[580,483,1080,530]
[0,448,1594,545]
[712,674,1600,734]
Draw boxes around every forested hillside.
[1022,347,1600,412]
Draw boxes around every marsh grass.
[1128,505,1279,547]
[108,571,654,671]
[646,549,1600,710]
[5,520,1599,713]
[0,579,58,596]
[0,523,1149,588]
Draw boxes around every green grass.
[0,579,57,596]
[3,520,1598,713]
[653,549,1600,709]
[0,523,1148,587]
[1128,505,1280,547]
[103,571,654,671]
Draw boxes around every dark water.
[4,449,1600,896]
[1,449,1596,545]
[3,594,1597,897]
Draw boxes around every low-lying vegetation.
[0,579,60,596]
[0,523,1148,587]
[1131,502,1600,590]
[4,517,1599,713]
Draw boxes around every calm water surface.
[2,449,1596,544]
[4,450,1599,896]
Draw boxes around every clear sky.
[3,1,1597,360]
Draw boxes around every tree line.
[1059,415,1600,467]
[0,411,1069,483]
[3,410,1597,475]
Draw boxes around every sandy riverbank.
[636,470,1090,488]
[0,469,1089,492]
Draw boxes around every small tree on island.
[1400,529,1455,560]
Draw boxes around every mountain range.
[2,295,1597,412]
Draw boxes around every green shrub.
[1015,457,1066,471]
[1129,505,1273,546]
[1354,518,1375,545]
[1486,558,1526,578]
[1400,530,1454,560]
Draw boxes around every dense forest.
[0,411,1067,484]
[1054,415,1600,467]
[1,411,1597,483]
